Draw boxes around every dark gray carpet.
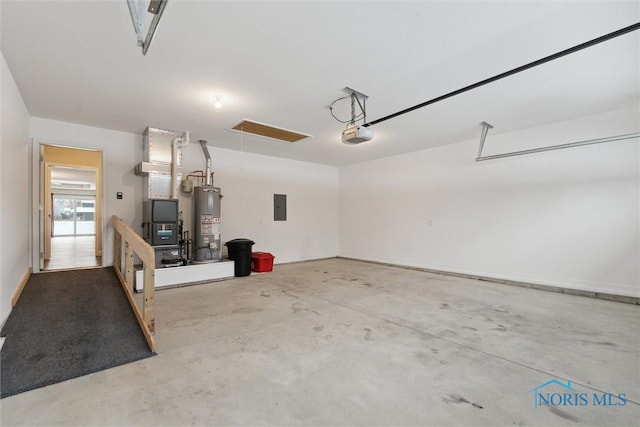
[1,268,155,398]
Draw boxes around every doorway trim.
[32,143,103,272]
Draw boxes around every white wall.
[1,51,31,325]
[339,105,640,297]
[29,120,340,266]
[30,118,143,268]
[18,100,640,299]
[173,144,339,264]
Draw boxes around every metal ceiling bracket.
[344,87,369,101]
[477,121,493,158]
[142,0,168,55]
[127,0,169,55]
[344,87,369,125]
[126,0,144,47]
[475,132,640,162]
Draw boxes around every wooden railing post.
[114,231,122,273]
[143,266,155,333]
[125,241,134,290]
[111,215,156,352]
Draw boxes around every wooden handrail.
[112,215,156,352]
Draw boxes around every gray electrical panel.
[274,194,287,221]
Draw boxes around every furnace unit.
[142,198,182,267]
[136,127,189,268]
[142,198,179,246]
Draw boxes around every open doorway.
[41,145,103,271]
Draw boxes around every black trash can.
[225,238,255,277]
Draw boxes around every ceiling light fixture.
[127,0,168,55]
[212,95,224,109]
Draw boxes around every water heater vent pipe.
[199,140,212,186]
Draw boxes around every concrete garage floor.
[1,258,638,426]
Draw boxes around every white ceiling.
[50,166,96,189]
[2,1,638,166]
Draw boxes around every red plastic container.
[251,252,275,272]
